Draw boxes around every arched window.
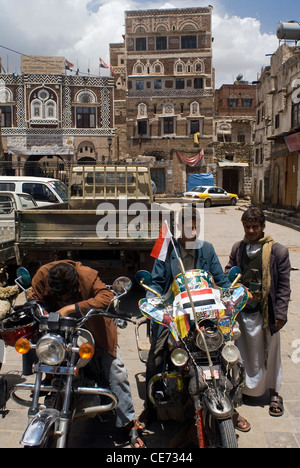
[0,84,13,103]
[190,101,200,115]
[45,100,56,119]
[76,90,96,104]
[133,61,144,75]
[31,99,42,118]
[228,94,238,108]
[194,60,204,73]
[137,103,147,118]
[174,60,185,74]
[242,94,253,108]
[152,60,164,75]
[30,87,58,121]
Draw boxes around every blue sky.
[0,0,299,87]
[213,0,299,34]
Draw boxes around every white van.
[0,177,68,206]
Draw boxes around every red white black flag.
[151,221,173,262]
[99,58,109,69]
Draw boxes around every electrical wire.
[0,44,109,78]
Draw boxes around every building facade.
[254,44,300,210]
[0,62,115,178]
[111,7,214,195]
[213,79,256,198]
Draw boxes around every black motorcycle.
[2,268,133,448]
[136,267,249,448]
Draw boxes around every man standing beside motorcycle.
[225,207,291,418]
[27,260,145,448]
[140,207,250,432]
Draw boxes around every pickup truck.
[0,192,37,277]
[14,165,174,282]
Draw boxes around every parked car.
[0,176,68,206]
[183,186,238,208]
[0,192,38,269]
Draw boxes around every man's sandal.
[269,395,284,417]
[125,420,146,448]
[233,411,251,432]
[129,427,146,448]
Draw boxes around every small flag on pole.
[65,59,74,70]
[99,58,109,69]
[151,221,173,262]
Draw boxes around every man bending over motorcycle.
[27,260,145,448]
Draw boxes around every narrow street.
[0,205,300,448]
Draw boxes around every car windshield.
[191,187,206,193]
[48,181,68,202]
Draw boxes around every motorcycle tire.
[203,412,238,448]
[217,418,238,448]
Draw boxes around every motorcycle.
[0,267,133,448]
[136,267,249,448]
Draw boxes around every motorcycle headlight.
[195,325,224,352]
[36,334,66,366]
[171,348,188,367]
[221,343,239,366]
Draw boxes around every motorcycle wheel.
[24,431,56,449]
[201,411,238,448]
[24,393,71,448]
[217,418,238,448]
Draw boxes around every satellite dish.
[236,73,243,81]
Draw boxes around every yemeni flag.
[99,58,109,69]
[151,221,173,262]
[65,59,74,70]
[179,288,222,315]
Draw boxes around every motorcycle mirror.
[136,270,153,286]
[16,267,31,288]
[112,277,132,294]
[228,266,242,284]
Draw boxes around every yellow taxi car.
[183,186,238,208]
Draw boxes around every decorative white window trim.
[137,102,148,118]
[194,60,204,73]
[190,101,200,116]
[152,60,164,75]
[0,83,13,104]
[75,89,97,104]
[174,60,185,75]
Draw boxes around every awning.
[218,161,248,168]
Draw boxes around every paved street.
[0,204,300,448]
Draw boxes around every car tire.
[204,198,212,208]
[230,198,237,206]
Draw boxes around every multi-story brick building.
[213,79,256,198]
[254,43,300,210]
[0,57,115,178]
[110,7,214,195]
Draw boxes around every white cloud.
[0,0,134,75]
[212,13,278,87]
[0,0,279,85]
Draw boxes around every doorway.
[222,168,239,194]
